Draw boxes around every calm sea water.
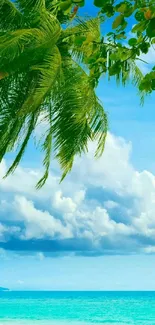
[0,291,155,325]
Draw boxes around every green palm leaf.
[0,29,45,61]
[0,0,23,31]
[4,112,38,177]
[0,72,37,158]
[50,57,107,181]
[18,46,61,116]
[36,108,53,189]
[16,0,45,13]
[0,2,108,187]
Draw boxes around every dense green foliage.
[91,0,155,94]
[44,0,155,94]
[0,0,108,187]
[0,0,154,186]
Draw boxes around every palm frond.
[0,28,45,63]
[0,72,37,158]
[18,46,61,116]
[51,57,108,181]
[0,15,61,76]
[89,99,108,158]
[39,11,61,43]
[0,46,61,180]
[0,9,108,187]
[36,105,53,189]
[0,0,24,31]
[130,60,144,86]
[130,60,145,104]
[65,16,101,39]
[64,17,101,64]
[16,0,45,13]
[4,112,38,177]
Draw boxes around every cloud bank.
[1,133,155,256]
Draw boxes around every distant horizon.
[2,289,155,292]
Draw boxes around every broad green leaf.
[118,19,127,31]
[135,11,145,22]
[139,42,149,54]
[74,35,86,46]
[112,14,124,29]
[146,19,155,38]
[115,3,127,14]
[124,6,134,17]
[139,79,152,92]
[132,21,147,33]
[94,0,104,8]
[101,4,114,17]
[128,38,137,46]
[152,79,155,90]
[78,0,85,7]
[59,0,72,11]
[110,53,118,60]
[116,33,126,39]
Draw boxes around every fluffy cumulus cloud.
[1,132,155,256]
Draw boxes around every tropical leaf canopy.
[0,0,148,187]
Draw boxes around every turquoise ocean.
[0,291,155,325]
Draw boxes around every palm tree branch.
[0,0,24,31]
[4,112,38,177]
[36,104,53,189]
[15,0,46,13]
[17,46,61,117]
[51,57,108,181]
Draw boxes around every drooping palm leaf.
[0,0,144,187]
[0,0,24,31]
[50,57,107,181]
[0,72,37,157]
[4,112,39,177]
[16,0,46,13]
[18,46,61,116]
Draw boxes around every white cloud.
[104,200,119,209]
[143,246,155,254]
[1,132,155,254]
[0,223,20,241]
[72,133,134,196]
[76,206,133,238]
[52,191,77,214]
[73,190,86,204]
[13,196,73,240]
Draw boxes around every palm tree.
[0,0,143,187]
[0,0,108,187]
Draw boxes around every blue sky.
[1,1,155,291]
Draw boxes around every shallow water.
[0,291,155,324]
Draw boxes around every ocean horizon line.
[2,290,155,292]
